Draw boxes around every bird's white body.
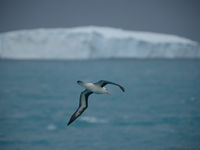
[78,81,110,94]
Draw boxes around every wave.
[80,116,107,124]
[47,124,57,130]
[0,26,200,59]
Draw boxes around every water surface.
[0,59,200,150]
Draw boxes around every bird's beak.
[106,90,111,95]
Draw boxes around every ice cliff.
[0,26,199,59]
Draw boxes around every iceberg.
[0,26,199,59]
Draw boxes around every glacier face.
[0,26,199,59]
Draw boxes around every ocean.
[0,59,200,150]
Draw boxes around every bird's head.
[77,80,85,86]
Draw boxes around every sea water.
[0,59,200,150]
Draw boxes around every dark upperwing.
[67,89,93,126]
[95,80,125,92]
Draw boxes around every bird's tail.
[106,90,111,95]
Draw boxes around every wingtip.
[67,118,73,126]
[120,87,125,92]
[67,121,71,126]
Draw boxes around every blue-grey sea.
[0,59,200,150]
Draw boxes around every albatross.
[67,80,125,126]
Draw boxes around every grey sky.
[0,0,200,42]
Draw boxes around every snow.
[0,26,199,59]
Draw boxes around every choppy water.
[0,59,200,150]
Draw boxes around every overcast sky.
[0,0,200,42]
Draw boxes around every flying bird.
[67,80,125,126]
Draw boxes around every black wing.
[95,80,125,92]
[67,89,93,126]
